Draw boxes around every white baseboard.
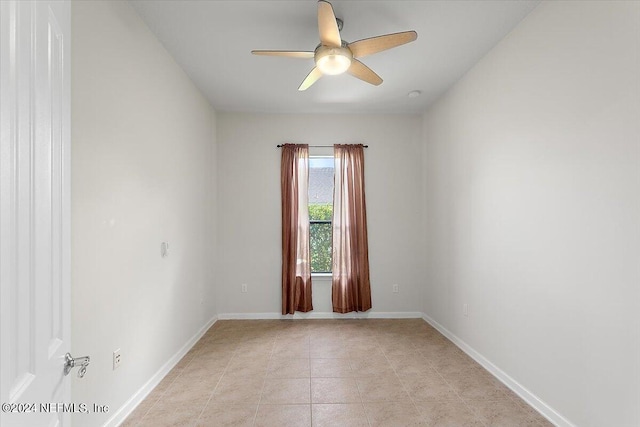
[421,313,573,427]
[103,315,218,427]
[218,311,424,320]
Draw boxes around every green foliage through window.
[309,204,332,221]
[309,204,332,273]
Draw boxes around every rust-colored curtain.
[332,144,371,313]
[281,144,313,315]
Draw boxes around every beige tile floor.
[122,319,554,427]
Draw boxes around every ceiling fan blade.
[347,60,383,86]
[299,67,323,91]
[318,0,341,47]
[347,31,418,58]
[251,50,315,59]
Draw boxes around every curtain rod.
[276,144,368,148]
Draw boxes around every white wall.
[422,1,639,426]
[71,2,217,426]
[216,113,424,317]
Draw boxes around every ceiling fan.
[251,0,418,91]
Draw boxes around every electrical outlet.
[241,283,248,293]
[392,284,399,293]
[463,304,469,317]
[113,349,122,370]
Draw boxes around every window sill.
[312,273,332,280]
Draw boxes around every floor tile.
[312,403,369,427]
[254,404,311,427]
[389,355,434,377]
[161,379,213,405]
[139,400,202,427]
[123,320,549,427]
[195,402,257,426]
[311,377,361,403]
[119,419,140,427]
[273,339,310,358]
[267,357,310,378]
[414,399,484,427]
[349,355,394,377]
[348,341,384,358]
[310,342,351,358]
[234,342,274,359]
[225,356,270,378]
[356,375,411,402]
[261,378,311,404]
[210,376,264,404]
[310,358,354,377]
[446,374,507,400]
[398,374,458,402]
[363,401,426,427]
[466,398,539,426]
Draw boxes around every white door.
[1,1,72,426]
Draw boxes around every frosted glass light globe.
[315,46,353,75]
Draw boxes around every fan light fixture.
[315,46,352,75]
[251,1,418,91]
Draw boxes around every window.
[308,156,333,273]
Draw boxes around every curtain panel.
[332,144,372,313]
[281,144,313,314]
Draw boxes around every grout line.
[381,337,425,424]
[136,357,191,424]
[249,334,275,426]
[192,338,239,425]
[428,348,489,427]
[356,338,374,427]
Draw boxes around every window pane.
[309,158,333,206]
[310,220,332,272]
[309,157,333,273]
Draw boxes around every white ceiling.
[130,0,540,114]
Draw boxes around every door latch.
[64,353,90,378]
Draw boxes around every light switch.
[160,242,169,258]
